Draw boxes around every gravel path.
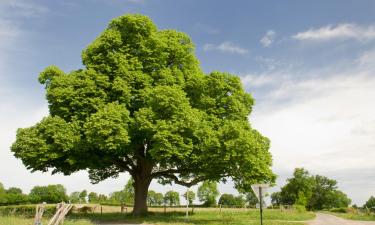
[309,213,375,225]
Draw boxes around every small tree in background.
[29,184,68,203]
[364,196,375,210]
[197,181,219,206]
[88,192,99,203]
[79,190,87,203]
[183,190,196,205]
[164,191,180,206]
[271,192,281,206]
[69,192,81,203]
[147,190,164,206]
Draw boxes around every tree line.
[0,180,255,207]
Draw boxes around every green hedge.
[0,204,57,217]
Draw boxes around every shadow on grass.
[68,212,231,224]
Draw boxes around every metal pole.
[186,188,189,218]
[259,187,263,225]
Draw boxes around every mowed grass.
[70,209,315,225]
[0,205,316,225]
[329,212,375,221]
[0,216,93,225]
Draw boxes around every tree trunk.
[132,159,153,216]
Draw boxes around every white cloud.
[293,23,375,42]
[244,51,375,205]
[260,30,276,47]
[203,41,249,54]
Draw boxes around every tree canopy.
[272,168,351,210]
[11,14,274,214]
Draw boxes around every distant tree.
[364,196,375,209]
[98,194,107,203]
[88,192,99,203]
[109,191,125,203]
[271,192,281,206]
[245,191,258,207]
[218,194,245,206]
[197,181,219,206]
[183,190,196,205]
[123,178,135,204]
[279,168,351,210]
[0,183,5,205]
[164,191,180,206]
[218,194,235,206]
[147,190,164,206]
[79,190,87,203]
[29,184,68,203]
[280,168,315,207]
[69,192,81,203]
[6,187,22,195]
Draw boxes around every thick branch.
[161,173,207,188]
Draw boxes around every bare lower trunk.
[132,159,153,216]
[133,177,151,215]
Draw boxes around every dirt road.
[309,213,375,225]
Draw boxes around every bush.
[0,204,57,217]
[294,204,306,212]
[329,207,347,213]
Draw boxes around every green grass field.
[330,212,375,221]
[0,207,316,225]
[0,216,92,225]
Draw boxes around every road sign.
[251,183,269,225]
[251,183,269,200]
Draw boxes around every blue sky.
[1,0,375,205]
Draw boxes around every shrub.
[329,207,347,213]
[294,204,306,212]
[0,204,57,217]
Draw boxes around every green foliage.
[69,192,81,203]
[183,190,196,205]
[197,181,219,206]
[294,204,306,212]
[0,205,56,217]
[329,207,347,213]
[88,192,98,203]
[218,194,245,206]
[364,196,375,209]
[244,191,258,207]
[271,192,281,206]
[11,14,275,213]
[278,168,351,210]
[79,190,87,203]
[147,190,164,206]
[29,184,68,203]
[163,191,180,206]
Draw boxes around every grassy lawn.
[0,206,315,225]
[70,209,315,225]
[329,212,375,221]
[0,216,92,225]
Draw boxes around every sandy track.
[309,213,375,225]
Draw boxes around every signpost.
[251,184,269,225]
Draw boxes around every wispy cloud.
[293,23,375,42]
[203,41,248,54]
[244,51,375,204]
[0,0,49,18]
[260,30,276,47]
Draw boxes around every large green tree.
[11,14,274,215]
